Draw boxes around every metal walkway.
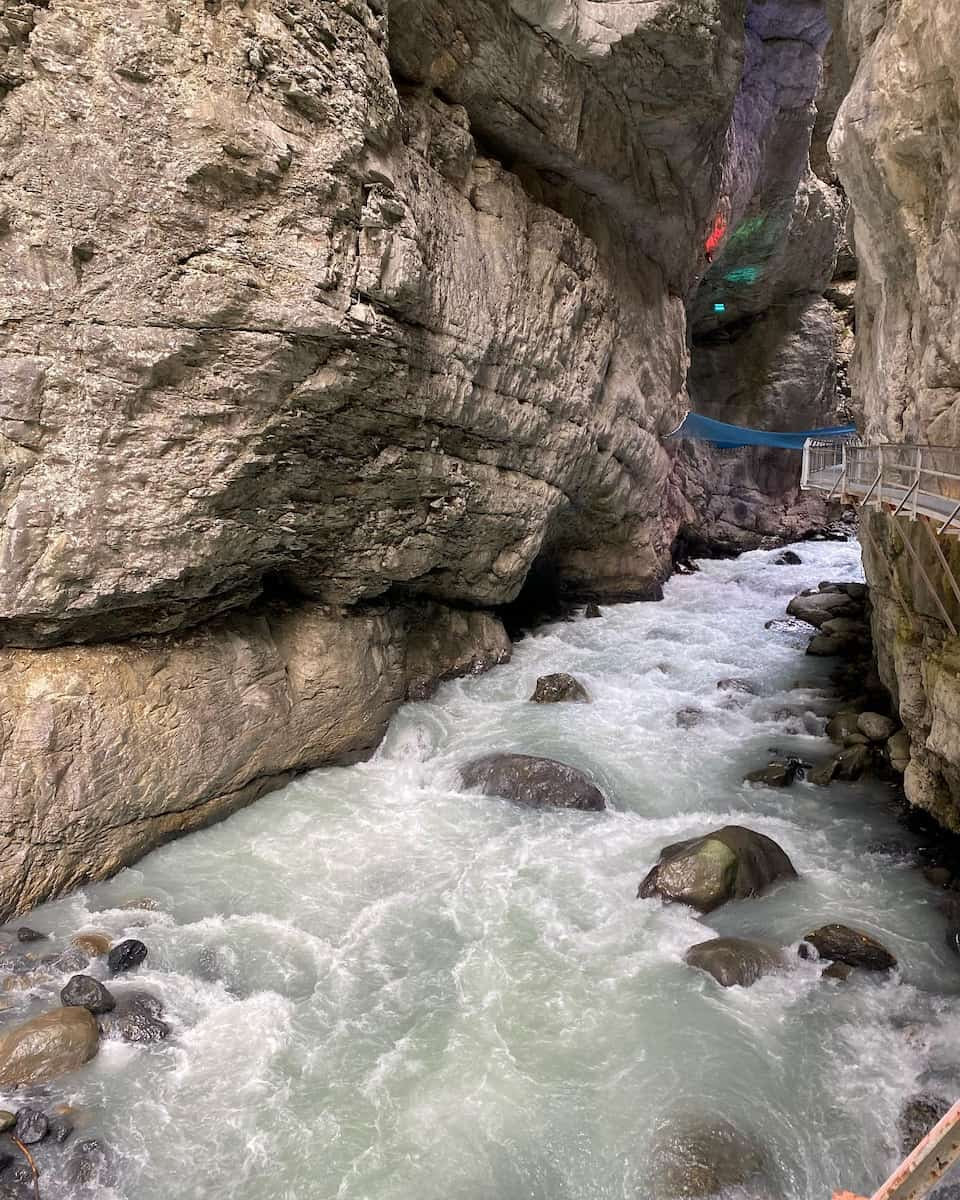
[801,439,960,636]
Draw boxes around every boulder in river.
[835,744,873,781]
[14,1107,48,1145]
[529,673,589,704]
[787,590,860,628]
[809,757,841,787]
[684,937,784,988]
[826,711,861,743]
[744,761,798,788]
[638,826,797,913]
[899,1095,951,1157]
[774,550,802,565]
[651,1114,769,1200]
[886,729,910,774]
[15,928,46,944]
[0,1007,99,1086]
[858,712,898,742]
[460,754,606,811]
[583,603,601,619]
[803,924,896,971]
[61,974,116,1015]
[675,707,705,729]
[71,933,112,957]
[716,678,758,695]
[0,1112,14,1133]
[107,939,147,974]
[99,989,169,1043]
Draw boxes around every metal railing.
[834,1098,960,1200]
[802,440,960,534]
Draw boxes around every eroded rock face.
[831,1,960,827]
[0,600,510,918]
[684,937,784,988]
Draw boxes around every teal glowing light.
[725,266,760,284]
[713,302,726,313]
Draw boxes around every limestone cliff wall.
[0,0,845,917]
[831,0,960,826]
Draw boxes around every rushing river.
[6,539,960,1200]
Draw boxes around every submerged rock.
[99,988,168,1042]
[675,707,705,729]
[15,929,46,944]
[684,937,783,988]
[822,961,853,981]
[774,550,802,565]
[638,826,797,913]
[650,1115,769,1200]
[835,744,873,781]
[716,678,758,695]
[61,975,116,1015]
[803,924,896,971]
[809,757,841,787]
[460,754,606,811]
[71,933,112,957]
[0,1008,99,1086]
[529,673,589,704]
[583,603,602,619]
[107,940,147,974]
[66,1138,116,1190]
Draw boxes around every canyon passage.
[3,0,960,1197]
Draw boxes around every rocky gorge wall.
[831,0,960,829]
[0,0,848,917]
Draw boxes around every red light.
[705,212,728,257]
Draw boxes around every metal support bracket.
[898,518,958,637]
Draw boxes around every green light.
[713,303,726,313]
[725,266,760,284]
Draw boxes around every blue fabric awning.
[665,412,857,450]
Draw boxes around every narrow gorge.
[0,1,959,1198]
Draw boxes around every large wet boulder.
[887,730,911,774]
[826,711,862,742]
[803,924,896,971]
[787,590,860,628]
[684,938,784,988]
[529,673,589,704]
[460,754,606,811]
[0,1008,99,1086]
[638,826,797,913]
[651,1115,769,1200]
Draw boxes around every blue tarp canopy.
[665,411,857,450]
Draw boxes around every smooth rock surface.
[650,1115,769,1200]
[684,937,784,989]
[0,1008,99,1086]
[460,754,606,812]
[804,924,897,971]
[638,826,798,913]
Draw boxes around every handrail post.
[841,441,848,502]
[879,443,885,508]
[915,445,922,519]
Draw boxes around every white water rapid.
[6,540,960,1200]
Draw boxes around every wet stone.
[107,940,148,974]
[675,707,705,729]
[66,1138,115,1189]
[14,1107,48,1145]
[822,962,853,981]
[61,974,116,1015]
[774,550,802,565]
[529,673,589,704]
[48,1114,74,1144]
[460,754,606,811]
[804,924,896,971]
[899,1096,951,1158]
[0,1113,13,1134]
[15,930,46,944]
[744,762,797,788]
[583,603,601,619]
[71,933,111,958]
[717,678,758,695]
[858,712,898,742]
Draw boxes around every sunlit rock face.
[831,0,960,826]
[0,0,845,914]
